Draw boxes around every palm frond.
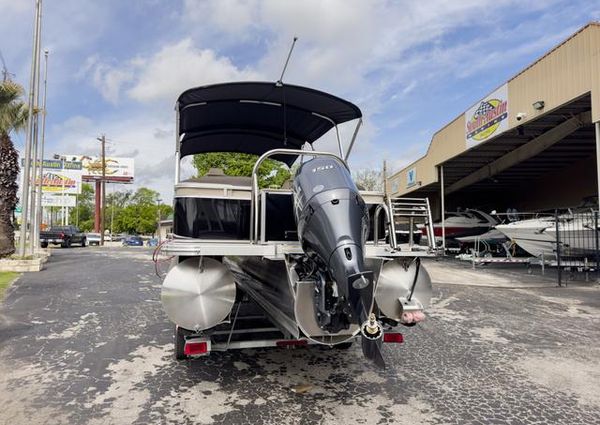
[0,81,27,136]
[0,81,24,105]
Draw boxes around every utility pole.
[34,49,49,249]
[28,13,43,255]
[110,183,115,238]
[19,0,43,257]
[97,135,106,246]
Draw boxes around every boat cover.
[177,82,362,165]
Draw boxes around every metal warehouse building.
[388,22,600,221]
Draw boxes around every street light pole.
[28,10,43,255]
[18,0,43,256]
[33,49,49,250]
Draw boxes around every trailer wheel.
[41,242,48,248]
[174,325,187,360]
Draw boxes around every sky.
[1,0,599,201]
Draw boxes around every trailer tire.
[174,325,187,360]
[41,242,48,248]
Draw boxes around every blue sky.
[1,0,599,200]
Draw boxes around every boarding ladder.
[386,197,436,251]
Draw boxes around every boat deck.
[160,238,436,259]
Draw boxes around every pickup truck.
[40,226,87,248]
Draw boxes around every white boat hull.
[496,219,555,258]
[546,225,599,258]
[497,217,600,259]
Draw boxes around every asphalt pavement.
[1,248,599,425]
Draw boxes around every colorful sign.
[465,84,509,148]
[41,193,77,207]
[38,170,82,194]
[65,155,134,182]
[407,167,417,187]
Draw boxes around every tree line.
[193,152,383,191]
[70,184,173,235]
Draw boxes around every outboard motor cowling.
[292,158,373,327]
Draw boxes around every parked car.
[86,233,113,246]
[40,226,86,248]
[147,238,159,247]
[86,232,101,246]
[122,235,144,246]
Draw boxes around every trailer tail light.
[276,339,308,347]
[383,332,404,343]
[184,341,209,356]
[59,233,65,238]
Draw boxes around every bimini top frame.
[174,81,363,182]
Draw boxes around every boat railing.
[249,148,348,244]
[248,148,436,255]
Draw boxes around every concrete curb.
[0,253,50,272]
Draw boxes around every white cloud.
[182,0,260,36]
[82,38,262,104]
[80,55,134,104]
[127,38,261,102]
[49,111,178,200]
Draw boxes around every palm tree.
[0,81,28,257]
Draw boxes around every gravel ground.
[0,248,599,425]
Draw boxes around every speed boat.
[157,82,437,368]
[495,217,556,258]
[421,209,497,242]
[496,213,599,259]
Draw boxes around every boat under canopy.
[176,81,363,165]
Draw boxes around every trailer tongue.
[158,82,436,367]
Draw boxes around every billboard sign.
[38,170,82,194]
[65,155,134,182]
[21,158,82,170]
[465,84,509,148]
[41,193,77,207]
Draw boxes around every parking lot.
[0,248,599,425]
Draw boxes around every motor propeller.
[361,335,385,368]
[360,314,386,368]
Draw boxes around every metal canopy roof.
[443,94,592,192]
[176,82,362,165]
[410,94,594,202]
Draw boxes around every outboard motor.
[293,157,384,366]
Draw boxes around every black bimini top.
[176,82,362,165]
